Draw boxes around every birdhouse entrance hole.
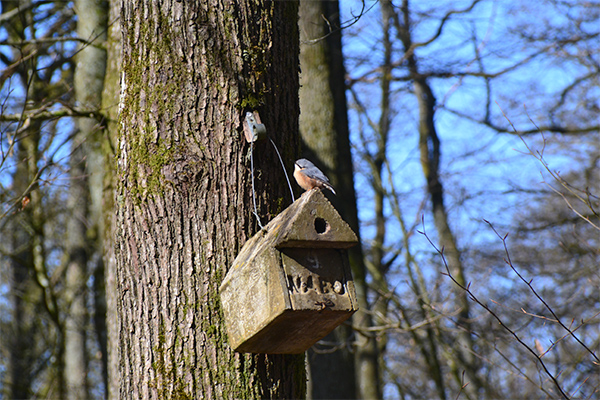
[314,217,329,234]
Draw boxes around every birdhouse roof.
[267,189,358,249]
[223,189,358,280]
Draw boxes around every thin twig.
[419,216,570,399]
[484,220,599,363]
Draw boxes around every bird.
[293,158,336,195]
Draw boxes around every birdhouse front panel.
[280,248,356,311]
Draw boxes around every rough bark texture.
[298,1,380,399]
[114,0,304,398]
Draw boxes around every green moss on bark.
[119,11,191,202]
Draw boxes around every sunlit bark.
[114,1,305,397]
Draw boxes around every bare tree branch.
[418,218,571,399]
[0,107,104,122]
[485,220,599,363]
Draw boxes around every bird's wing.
[305,168,331,183]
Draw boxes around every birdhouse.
[219,189,359,354]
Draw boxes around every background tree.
[1,2,74,398]
[385,1,484,397]
[101,0,121,397]
[298,1,380,398]
[64,1,108,398]
[344,0,598,398]
[113,0,305,397]
[0,1,109,398]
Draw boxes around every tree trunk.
[64,134,90,400]
[298,1,380,399]
[114,1,304,398]
[64,1,109,398]
[101,0,121,398]
[393,0,483,397]
[415,74,483,399]
[8,126,41,400]
[75,0,110,395]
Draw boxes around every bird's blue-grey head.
[295,158,314,169]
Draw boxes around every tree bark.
[114,0,304,398]
[298,2,381,399]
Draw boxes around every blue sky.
[339,0,598,259]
